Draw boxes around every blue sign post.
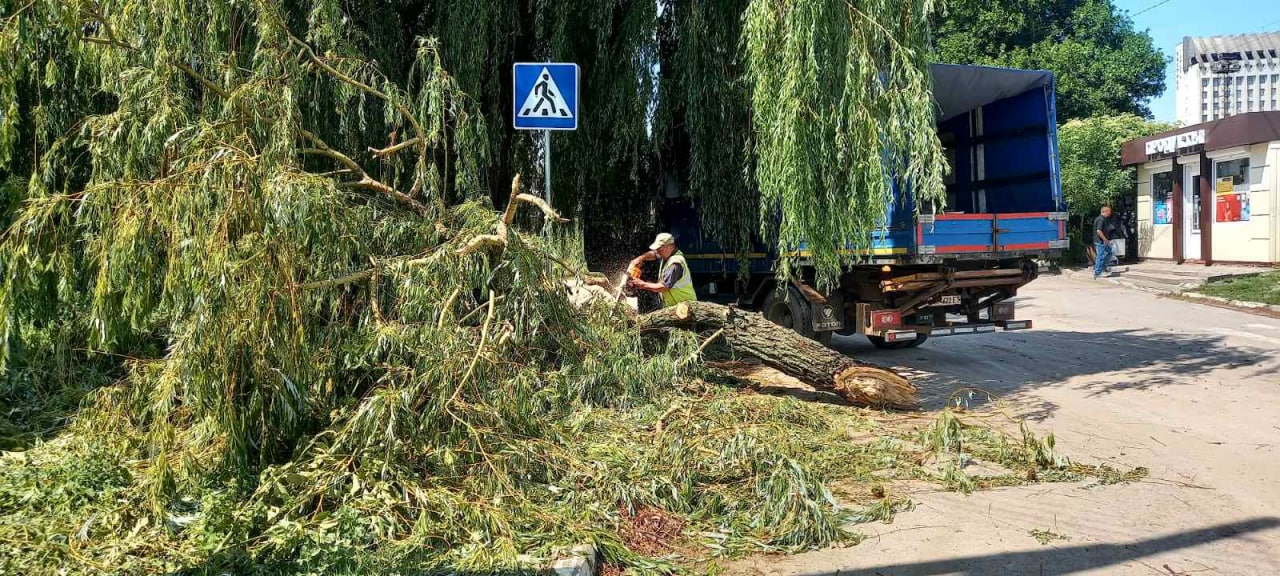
[513,63,578,216]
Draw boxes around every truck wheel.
[762,285,832,346]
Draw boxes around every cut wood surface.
[639,301,918,409]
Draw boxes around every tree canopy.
[1057,113,1171,256]
[1059,114,1172,217]
[933,0,1166,120]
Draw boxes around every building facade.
[1175,32,1280,125]
[1121,112,1280,265]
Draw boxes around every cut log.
[639,301,918,409]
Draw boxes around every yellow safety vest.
[659,251,698,307]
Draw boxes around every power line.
[1130,0,1176,18]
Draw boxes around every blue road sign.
[513,63,579,131]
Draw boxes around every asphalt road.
[730,273,1280,576]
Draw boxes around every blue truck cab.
[661,64,1068,348]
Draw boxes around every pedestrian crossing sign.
[513,63,579,131]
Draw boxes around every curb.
[551,544,598,576]
[1063,269,1181,295]
[1180,291,1280,314]
[1066,268,1280,314]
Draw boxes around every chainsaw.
[620,263,642,299]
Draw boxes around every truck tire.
[762,285,833,347]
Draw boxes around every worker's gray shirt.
[661,262,684,289]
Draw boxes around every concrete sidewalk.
[1064,260,1270,295]
[729,276,1280,576]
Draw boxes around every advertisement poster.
[1153,200,1171,225]
[1152,171,1173,225]
[1217,177,1234,195]
[1216,193,1250,222]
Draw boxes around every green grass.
[1194,272,1280,305]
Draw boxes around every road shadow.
[829,326,1273,420]
[795,517,1280,576]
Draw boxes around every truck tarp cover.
[930,64,1054,121]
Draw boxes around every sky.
[1114,0,1280,123]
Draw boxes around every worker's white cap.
[649,233,675,251]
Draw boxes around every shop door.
[1183,163,1201,260]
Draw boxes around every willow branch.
[278,28,447,208]
[454,175,569,256]
[447,291,497,406]
[454,223,508,256]
[2,0,35,25]
[454,176,523,256]
[301,147,360,174]
[82,0,133,51]
[299,130,427,214]
[370,137,421,158]
[513,193,568,223]
[500,175,523,225]
[82,36,133,50]
[283,33,428,158]
[174,62,231,99]
[299,249,448,291]
[173,62,423,214]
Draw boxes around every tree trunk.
[639,301,918,409]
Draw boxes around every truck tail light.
[870,310,901,330]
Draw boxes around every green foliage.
[910,409,1145,494]
[1028,528,1070,545]
[743,0,947,286]
[655,0,757,260]
[0,0,968,571]
[1058,113,1171,256]
[1059,114,1171,216]
[2,387,1126,573]
[933,0,1166,120]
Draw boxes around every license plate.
[930,295,961,307]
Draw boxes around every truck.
[661,64,1067,349]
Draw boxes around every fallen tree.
[639,302,918,409]
[0,0,942,572]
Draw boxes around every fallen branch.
[456,175,542,256]
[370,137,421,157]
[454,225,508,256]
[282,32,428,158]
[299,130,427,214]
[299,248,447,291]
[639,302,918,409]
[499,175,524,225]
[513,193,568,223]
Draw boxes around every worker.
[627,232,697,307]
